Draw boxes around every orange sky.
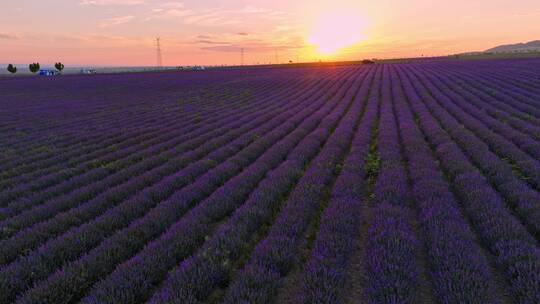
[1,0,539,66]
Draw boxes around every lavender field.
[1,59,540,304]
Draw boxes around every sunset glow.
[3,0,540,301]
[308,10,367,55]
[1,1,539,66]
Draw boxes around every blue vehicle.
[38,69,59,76]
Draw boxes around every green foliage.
[365,151,380,186]
[7,64,17,74]
[242,89,252,98]
[29,63,40,73]
[55,62,65,72]
[365,120,380,199]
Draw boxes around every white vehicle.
[80,69,97,75]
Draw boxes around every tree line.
[6,62,65,74]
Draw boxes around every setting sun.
[308,10,368,55]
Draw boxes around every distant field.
[452,51,540,60]
[0,66,181,76]
[1,59,540,304]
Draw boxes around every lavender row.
[399,64,540,303]
[81,68,365,304]
[0,72,307,204]
[393,65,500,303]
[420,65,540,162]
[2,67,358,304]
[362,65,420,303]
[430,65,540,131]
[437,62,540,119]
[0,96,178,159]
[0,86,220,174]
[0,70,298,166]
[408,66,540,237]
[0,74,286,166]
[0,73,325,266]
[0,89,219,165]
[0,67,338,198]
[0,70,340,263]
[219,68,369,303]
[0,71,292,180]
[0,108,186,186]
[1,95,312,304]
[451,63,540,109]
[24,67,362,302]
[0,95,287,234]
[148,67,375,304]
[295,67,379,303]
[469,65,540,106]
[0,74,313,228]
[0,100,238,197]
[437,64,540,130]
[0,78,283,197]
[406,68,540,192]
[0,68,281,151]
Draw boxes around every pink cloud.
[0,33,19,40]
[80,0,144,6]
[99,15,135,27]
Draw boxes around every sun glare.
[308,10,367,56]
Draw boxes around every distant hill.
[486,40,540,53]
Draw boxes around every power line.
[156,37,163,68]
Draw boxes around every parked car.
[80,69,97,74]
[38,69,59,76]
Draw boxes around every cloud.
[510,8,540,17]
[145,4,288,25]
[237,32,248,36]
[144,4,192,21]
[0,33,18,40]
[196,40,224,44]
[181,12,219,24]
[80,0,144,6]
[223,6,288,20]
[201,46,241,53]
[54,35,85,43]
[196,39,229,45]
[157,8,192,18]
[201,40,304,53]
[159,2,184,9]
[99,15,135,27]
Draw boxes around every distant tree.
[7,64,17,74]
[361,59,375,64]
[55,62,65,72]
[29,63,40,73]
